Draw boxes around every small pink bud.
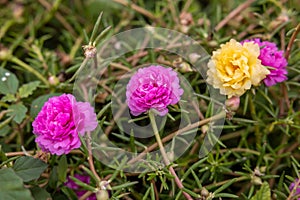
[225,96,240,111]
[48,76,59,86]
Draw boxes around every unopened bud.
[82,45,97,58]
[48,76,59,86]
[251,176,262,185]
[201,125,209,134]
[173,57,193,72]
[200,187,209,197]
[260,166,266,173]
[96,190,109,200]
[180,12,193,26]
[12,2,24,19]
[167,151,174,161]
[188,53,201,64]
[0,45,10,60]
[225,96,240,111]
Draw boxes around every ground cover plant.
[0,0,299,199]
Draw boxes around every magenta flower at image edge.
[65,174,97,200]
[126,65,184,116]
[32,94,98,155]
[289,179,300,199]
[242,38,288,86]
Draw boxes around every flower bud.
[200,187,209,197]
[188,53,201,64]
[48,75,59,86]
[96,190,109,200]
[251,176,262,185]
[173,57,193,73]
[201,125,209,134]
[82,45,97,58]
[225,96,240,111]
[0,45,10,60]
[167,151,174,161]
[180,12,193,26]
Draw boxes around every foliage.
[0,0,299,199]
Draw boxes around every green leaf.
[29,187,51,200]
[57,155,67,183]
[12,156,48,182]
[30,93,62,118]
[18,81,40,98]
[7,103,27,124]
[250,182,271,200]
[0,68,19,95]
[1,93,17,102]
[214,193,239,198]
[48,166,58,189]
[60,186,78,200]
[0,125,11,137]
[111,181,139,190]
[0,168,34,200]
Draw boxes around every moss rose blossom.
[126,65,183,116]
[206,39,270,98]
[32,94,97,155]
[289,179,300,200]
[242,38,288,86]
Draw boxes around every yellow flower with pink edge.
[206,39,270,98]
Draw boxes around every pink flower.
[242,38,288,86]
[32,94,97,155]
[289,179,300,200]
[126,65,183,116]
[65,174,97,200]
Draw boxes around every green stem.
[68,58,89,83]
[10,56,49,86]
[86,131,101,183]
[249,93,261,148]
[149,110,193,200]
[149,111,170,165]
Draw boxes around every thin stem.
[10,56,49,86]
[112,0,164,26]
[285,23,300,60]
[149,111,193,200]
[86,131,101,183]
[248,93,261,148]
[5,149,83,157]
[128,110,226,164]
[78,54,102,185]
[78,190,94,200]
[215,0,255,31]
[68,58,89,83]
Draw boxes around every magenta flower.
[126,65,183,116]
[65,174,97,200]
[289,179,300,199]
[242,38,288,86]
[32,94,97,155]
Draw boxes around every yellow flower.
[206,39,270,98]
